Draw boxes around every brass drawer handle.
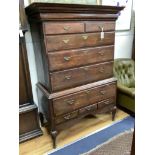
[99,68,105,73]
[85,90,90,94]
[64,114,71,120]
[64,56,71,61]
[86,107,91,111]
[82,35,88,40]
[63,26,71,31]
[66,99,75,105]
[104,100,110,105]
[65,75,71,80]
[100,90,106,95]
[63,39,69,44]
[98,25,104,30]
[98,51,105,56]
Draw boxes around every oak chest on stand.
[26,3,124,148]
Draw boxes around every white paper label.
[101,27,104,39]
[19,30,24,37]
[101,31,104,39]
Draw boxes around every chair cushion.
[113,59,135,88]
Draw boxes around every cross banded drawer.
[50,61,113,91]
[46,32,115,52]
[52,82,116,116]
[48,45,114,71]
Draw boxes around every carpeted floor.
[46,116,135,155]
[81,129,133,155]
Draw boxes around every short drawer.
[50,61,113,91]
[79,104,97,114]
[53,82,116,116]
[48,45,114,71]
[98,97,115,108]
[85,21,115,32]
[46,32,114,52]
[44,22,84,35]
[55,110,78,124]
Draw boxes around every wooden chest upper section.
[25,3,124,92]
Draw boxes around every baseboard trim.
[19,129,43,143]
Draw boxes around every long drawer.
[50,61,113,91]
[53,82,116,116]
[46,32,115,51]
[48,45,114,71]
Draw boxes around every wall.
[114,8,135,58]
[24,0,135,109]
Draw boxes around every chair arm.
[117,83,135,98]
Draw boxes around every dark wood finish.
[48,45,114,71]
[25,3,124,21]
[55,110,78,124]
[79,103,97,114]
[52,82,116,116]
[26,3,124,148]
[50,61,113,91]
[45,32,115,52]
[19,104,43,142]
[19,0,43,140]
[85,21,115,32]
[19,36,43,142]
[19,37,33,106]
[44,22,84,35]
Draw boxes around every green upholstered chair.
[113,58,135,113]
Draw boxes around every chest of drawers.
[26,3,124,148]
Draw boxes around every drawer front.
[48,45,114,71]
[98,97,115,108]
[53,82,116,116]
[44,22,84,35]
[79,104,97,114]
[85,21,115,32]
[46,32,114,51]
[55,110,78,124]
[50,61,113,91]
